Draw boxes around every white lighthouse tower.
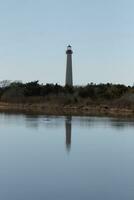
[65,45,73,86]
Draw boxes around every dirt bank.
[0,102,134,117]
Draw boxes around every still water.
[0,113,134,200]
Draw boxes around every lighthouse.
[65,45,73,86]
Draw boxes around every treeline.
[0,80,133,103]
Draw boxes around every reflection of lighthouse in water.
[65,116,72,151]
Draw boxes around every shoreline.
[0,102,134,118]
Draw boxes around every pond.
[0,113,134,200]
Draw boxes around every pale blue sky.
[0,0,134,85]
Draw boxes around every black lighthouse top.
[66,45,73,54]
